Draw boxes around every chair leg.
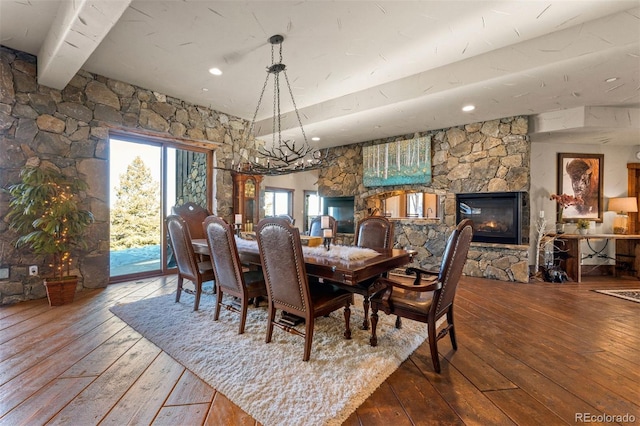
[428,320,441,373]
[214,288,222,321]
[447,308,457,350]
[303,318,314,361]
[239,298,248,334]
[193,280,202,311]
[175,276,183,303]
[361,297,370,330]
[369,308,379,346]
[266,305,276,343]
[395,316,402,329]
[343,302,352,340]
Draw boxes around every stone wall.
[318,117,531,283]
[0,46,254,304]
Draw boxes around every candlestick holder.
[323,236,332,251]
[234,223,242,237]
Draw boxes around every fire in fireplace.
[456,192,524,244]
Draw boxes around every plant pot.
[578,229,588,235]
[44,276,78,306]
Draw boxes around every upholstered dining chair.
[308,215,337,237]
[255,217,353,361]
[171,202,211,240]
[166,215,215,311]
[274,214,295,225]
[331,215,394,330]
[354,215,394,250]
[203,216,268,334]
[369,219,473,373]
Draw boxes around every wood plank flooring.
[1,274,638,425]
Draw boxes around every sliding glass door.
[109,134,211,281]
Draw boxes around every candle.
[323,229,332,238]
[321,215,329,229]
[235,214,242,224]
[539,211,544,218]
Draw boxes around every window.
[407,193,424,217]
[264,187,293,218]
[304,190,320,233]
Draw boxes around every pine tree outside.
[109,140,163,277]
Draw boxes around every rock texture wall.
[318,117,531,283]
[0,46,253,304]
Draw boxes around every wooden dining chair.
[255,217,353,361]
[203,216,268,334]
[166,214,215,311]
[308,215,337,237]
[354,215,394,250]
[171,202,211,240]
[332,215,394,329]
[369,219,473,373]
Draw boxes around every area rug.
[110,292,435,426]
[593,289,640,303]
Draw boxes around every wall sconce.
[608,197,638,234]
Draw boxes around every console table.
[553,234,640,282]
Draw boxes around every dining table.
[191,237,416,287]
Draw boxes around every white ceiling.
[1,0,639,149]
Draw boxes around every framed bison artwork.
[557,153,604,222]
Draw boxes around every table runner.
[234,236,380,261]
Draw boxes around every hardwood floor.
[1,274,638,425]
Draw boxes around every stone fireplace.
[323,196,355,234]
[456,192,524,245]
[317,116,531,283]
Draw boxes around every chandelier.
[223,34,335,176]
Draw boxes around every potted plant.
[576,219,590,235]
[5,165,94,306]
[549,193,583,233]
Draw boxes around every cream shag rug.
[110,292,435,426]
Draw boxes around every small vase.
[556,223,565,234]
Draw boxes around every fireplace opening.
[456,192,524,245]
[322,196,355,233]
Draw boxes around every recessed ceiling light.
[605,77,618,83]
[201,88,209,92]
[311,137,320,141]
[209,67,222,76]
[462,105,475,112]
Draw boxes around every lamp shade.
[608,197,638,213]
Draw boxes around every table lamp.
[608,197,638,234]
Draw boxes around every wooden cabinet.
[233,173,262,230]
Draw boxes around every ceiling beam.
[530,106,640,133]
[37,0,131,90]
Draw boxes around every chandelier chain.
[217,34,335,175]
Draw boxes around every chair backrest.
[432,219,473,317]
[171,202,211,240]
[256,217,311,318]
[203,216,244,294]
[166,214,199,280]
[354,216,394,249]
[274,214,295,225]
[308,215,337,237]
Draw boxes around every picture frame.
[557,153,604,222]
[362,136,431,187]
